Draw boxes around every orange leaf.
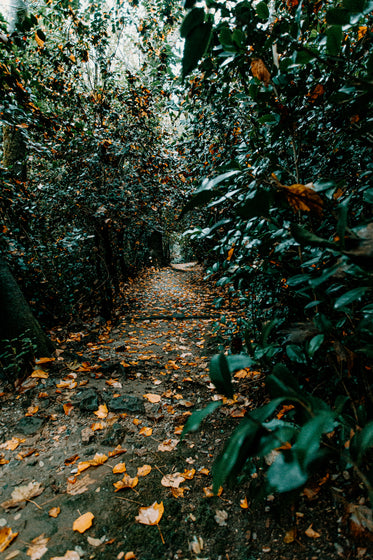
[94,404,108,419]
[203,485,223,497]
[174,425,184,434]
[63,403,74,416]
[31,369,49,379]
[26,406,39,416]
[0,437,25,451]
[108,445,127,457]
[284,527,297,543]
[73,512,94,533]
[49,506,61,518]
[240,497,248,509]
[137,464,152,477]
[133,418,141,426]
[139,427,152,436]
[171,487,186,498]
[0,527,18,552]
[199,467,210,475]
[35,357,55,364]
[305,524,321,538]
[125,553,136,560]
[113,474,138,492]
[112,462,127,474]
[227,247,234,261]
[158,439,179,452]
[182,468,195,480]
[135,502,164,525]
[64,454,79,466]
[77,453,108,473]
[91,422,104,431]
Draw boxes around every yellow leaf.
[35,357,55,364]
[171,487,186,498]
[139,426,152,436]
[143,393,161,403]
[49,506,61,518]
[113,462,126,474]
[137,465,152,477]
[31,369,49,379]
[34,32,45,48]
[108,445,127,457]
[125,553,136,560]
[91,422,104,431]
[94,404,108,418]
[203,485,223,497]
[227,247,234,261]
[0,527,18,552]
[73,512,94,533]
[182,468,195,480]
[199,467,210,475]
[135,502,164,525]
[133,418,141,426]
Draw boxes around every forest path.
[0,267,345,560]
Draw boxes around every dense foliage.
[0,0,186,325]
[180,0,373,500]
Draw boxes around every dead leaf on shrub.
[73,512,94,533]
[251,58,271,86]
[0,527,18,552]
[135,502,164,525]
[26,534,49,559]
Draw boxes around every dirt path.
[0,267,366,560]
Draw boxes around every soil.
[0,265,372,560]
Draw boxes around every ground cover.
[0,266,371,560]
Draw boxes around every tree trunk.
[0,256,54,357]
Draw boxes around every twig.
[26,499,42,510]
[157,524,165,545]
[117,496,143,505]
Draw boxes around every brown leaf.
[135,502,164,525]
[94,404,108,419]
[73,512,94,533]
[251,58,271,86]
[77,453,108,474]
[305,524,321,538]
[64,454,79,466]
[31,369,49,379]
[63,403,74,416]
[283,527,297,543]
[347,503,373,538]
[108,445,127,458]
[49,507,61,518]
[137,465,152,477]
[0,437,25,451]
[66,473,95,495]
[143,393,161,403]
[26,534,49,559]
[1,481,44,509]
[157,439,179,452]
[0,527,18,552]
[161,473,185,488]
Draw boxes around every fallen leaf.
[35,357,55,364]
[91,422,104,431]
[31,370,49,379]
[132,418,141,426]
[174,425,184,434]
[203,485,223,498]
[137,465,152,477]
[161,473,185,488]
[157,439,179,452]
[143,393,161,403]
[284,527,297,543]
[139,426,152,437]
[73,512,94,533]
[347,503,373,537]
[124,553,136,560]
[199,468,210,475]
[171,487,186,498]
[63,403,74,416]
[77,453,108,474]
[1,481,44,509]
[25,406,39,416]
[87,536,105,547]
[189,535,203,554]
[49,507,61,518]
[0,527,18,552]
[182,468,195,480]
[94,404,108,419]
[66,473,95,495]
[26,534,49,559]
[135,502,164,525]
[113,474,138,491]
[64,454,79,466]
[108,445,127,457]
[240,497,248,509]
[0,437,25,451]
[305,524,321,538]
[215,509,228,527]
[113,462,126,474]
[50,552,80,560]
[56,380,77,389]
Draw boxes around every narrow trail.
[0,267,351,560]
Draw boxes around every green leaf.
[182,21,212,79]
[225,354,255,373]
[219,27,233,46]
[291,224,336,249]
[295,411,336,466]
[180,8,205,38]
[286,344,307,364]
[350,421,373,465]
[266,364,301,399]
[181,400,222,437]
[307,334,324,357]
[184,0,197,9]
[295,50,315,64]
[326,8,351,25]
[256,1,269,19]
[213,417,260,492]
[236,191,271,219]
[327,25,343,56]
[343,0,366,11]
[267,451,308,492]
[209,353,234,397]
[334,287,369,309]
[232,29,245,48]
